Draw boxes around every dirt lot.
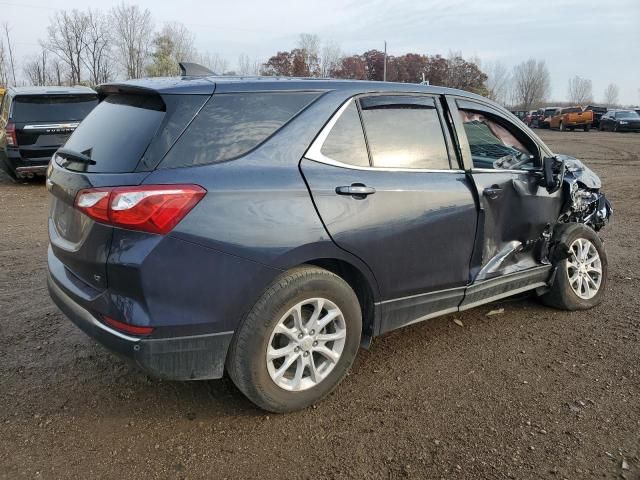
[0,130,639,479]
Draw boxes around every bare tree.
[237,53,260,75]
[197,51,228,74]
[23,50,51,86]
[511,58,550,110]
[603,83,619,107]
[111,3,154,79]
[44,10,88,84]
[484,60,511,105]
[82,9,114,85]
[567,75,593,104]
[2,22,17,85]
[320,41,342,78]
[297,33,320,76]
[0,37,9,86]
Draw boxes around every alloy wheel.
[266,298,347,391]
[566,238,602,300]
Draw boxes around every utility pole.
[383,41,387,82]
[2,22,16,86]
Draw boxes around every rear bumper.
[4,148,50,177]
[47,271,234,380]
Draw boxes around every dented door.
[446,96,563,281]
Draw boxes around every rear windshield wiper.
[56,147,96,165]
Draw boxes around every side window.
[320,100,369,167]
[458,108,538,170]
[358,95,450,170]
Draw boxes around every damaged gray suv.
[47,74,612,412]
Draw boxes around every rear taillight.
[75,184,206,235]
[5,122,17,146]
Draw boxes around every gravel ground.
[0,130,638,479]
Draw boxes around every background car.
[549,106,593,131]
[538,107,559,128]
[0,86,97,179]
[47,73,611,412]
[584,105,608,129]
[599,110,640,132]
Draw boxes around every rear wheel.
[584,124,590,132]
[227,265,362,412]
[541,224,607,310]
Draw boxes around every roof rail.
[179,62,215,77]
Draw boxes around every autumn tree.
[146,22,196,77]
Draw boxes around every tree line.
[0,5,625,109]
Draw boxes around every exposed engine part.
[556,156,613,231]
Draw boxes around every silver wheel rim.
[566,238,602,300]
[266,298,346,391]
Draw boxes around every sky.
[3,0,640,104]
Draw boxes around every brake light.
[5,122,17,146]
[104,316,154,335]
[75,184,206,234]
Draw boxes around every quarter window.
[359,96,450,170]
[161,92,320,168]
[320,100,369,167]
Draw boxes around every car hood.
[557,155,602,189]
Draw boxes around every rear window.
[12,95,97,122]
[160,92,320,168]
[562,107,581,114]
[61,94,165,173]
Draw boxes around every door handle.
[483,186,503,200]
[335,184,376,198]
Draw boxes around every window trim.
[305,96,463,174]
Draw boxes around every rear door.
[48,91,210,290]
[301,94,478,333]
[12,94,98,160]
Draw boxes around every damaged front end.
[556,155,613,231]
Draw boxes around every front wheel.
[559,121,565,131]
[226,265,362,412]
[541,224,608,310]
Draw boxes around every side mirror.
[541,156,565,193]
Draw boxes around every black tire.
[541,223,608,311]
[226,265,362,413]
[1,158,18,181]
[584,125,590,132]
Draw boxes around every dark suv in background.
[0,86,97,179]
[47,71,611,412]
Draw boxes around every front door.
[447,97,564,286]
[301,94,477,333]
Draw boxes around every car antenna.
[179,62,215,77]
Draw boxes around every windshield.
[12,95,98,122]
[616,111,640,119]
[544,109,557,116]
